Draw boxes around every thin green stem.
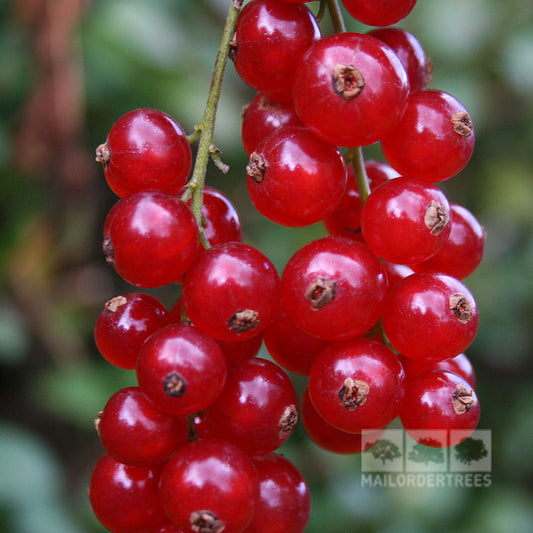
[346,146,370,204]
[326,0,346,33]
[187,0,243,246]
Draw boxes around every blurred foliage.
[0,0,532,532]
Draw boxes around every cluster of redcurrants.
[88,1,485,532]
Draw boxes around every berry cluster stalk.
[185,0,244,247]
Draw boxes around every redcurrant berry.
[342,0,417,26]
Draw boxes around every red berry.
[96,108,192,197]
[217,333,264,365]
[136,323,227,415]
[410,203,485,279]
[381,261,414,292]
[400,369,480,447]
[232,0,320,94]
[381,89,475,182]
[244,454,311,533]
[89,454,167,533]
[247,127,347,227]
[94,293,169,369]
[301,386,384,454]
[382,272,479,362]
[342,0,417,26]
[281,236,387,341]
[97,386,188,466]
[182,242,281,342]
[308,337,406,433]
[293,32,409,147]
[159,438,259,533]
[196,358,298,456]
[361,176,452,265]
[103,190,199,288]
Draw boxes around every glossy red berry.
[89,454,167,533]
[381,89,475,182]
[159,438,259,533]
[367,27,431,91]
[244,453,311,533]
[217,333,264,365]
[281,236,387,341]
[103,190,199,288]
[196,358,298,456]
[308,337,406,433]
[182,242,281,342]
[381,261,414,292]
[136,324,227,415]
[96,108,192,197]
[382,272,479,362]
[401,352,476,388]
[232,0,320,94]
[241,92,303,156]
[410,203,485,279]
[323,159,399,239]
[301,386,384,454]
[182,185,243,248]
[400,369,480,447]
[361,176,452,265]
[293,32,409,147]
[94,293,169,369]
[247,127,347,227]
[263,308,330,375]
[342,0,417,26]
[97,387,188,466]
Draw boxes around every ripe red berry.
[381,89,475,182]
[94,292,169,369]
[308,337,406,433]
[103,190,199,288]
[400,369,480,447]
[281,236,387,341]
[361,176,452,265]
[89,454,167,533]
[382,272,479,362]
[97,386,188,466]
[196,357,298,456]
[136,323,227,415]
[159,438,259,533]
[182,242,281,342]
[410,203,486,279]
[96,108,192,197]
[244,453,311,533]
[293,32,409,147]
[232,0,320,94]
[342,0,417,26]
[247,127,347,227]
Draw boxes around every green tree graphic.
[408,442,445,465]
[454,437,489,465]
[367,439,402,465]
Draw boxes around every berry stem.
[187,0,243,243]
[346,146,371,204]
[326,0,346,33]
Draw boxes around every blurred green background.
[1,0,532,532]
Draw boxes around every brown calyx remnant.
[332,64,365,102]
[228,32,237,61]
[425,200,450,236]
[338,377,370,410]
[163,372,186,398]
[229,309,260,333]
[304,278,336,309]
[278,404,298,439]
[104,295,127,313]
[452,384,475,414]
[246,152,267,183]
[190,510,225,533]
[102,237,115,266]
[449,293,474,323]
[94,411,103,436]
[423,55,433,88]
[95,143,110,166]
[451,111,473,138]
